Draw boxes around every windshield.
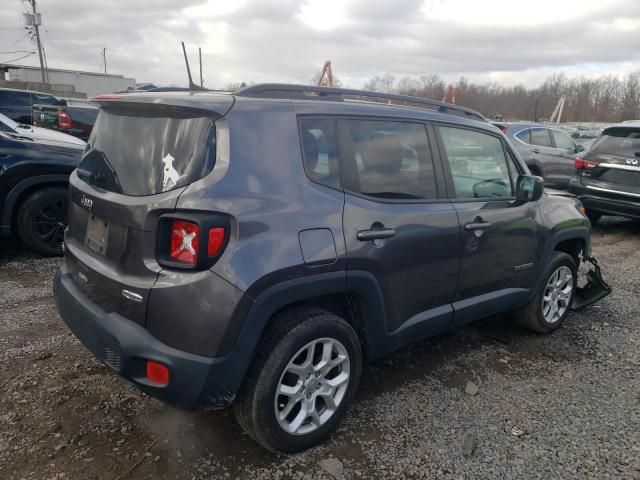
[0,113,19,132]
[591,128,640,158]
[78,106,216,196]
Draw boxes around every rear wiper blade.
[76,168,105,184]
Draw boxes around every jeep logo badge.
[80,195,93,210]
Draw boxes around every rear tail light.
[170,220,200,264]
[575,158,598,170]
[160,215,229,269]
[57,111,73,129]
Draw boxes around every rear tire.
[233,307,362,453]
[515,252,577,334]
[585,210,601,224]
[16,187,67,256]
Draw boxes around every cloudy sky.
[1,0,639,89]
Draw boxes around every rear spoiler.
[90,92,235,118]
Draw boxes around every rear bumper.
[568,179,640,219]
[53,265,237,410]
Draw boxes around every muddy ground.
[1,217,639,480]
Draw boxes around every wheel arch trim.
[216,270,387,397]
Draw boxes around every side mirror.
[575,144,585,153]
[516,174,544,202]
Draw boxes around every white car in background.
[0,112,85,148]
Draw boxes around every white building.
[1,64,135,97]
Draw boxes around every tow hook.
[572,256,611,310]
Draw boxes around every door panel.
[435,124,543,327]
[530,128,561,185]
[344,197,460,332]
[551,129,580,186]
[339,118,460,335]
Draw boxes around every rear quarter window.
[515,129,531,144]
[299,117,341,190]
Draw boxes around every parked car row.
[0,88,96,254]
[1,83,638,257]
[0,87,98,141]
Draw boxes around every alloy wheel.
[274,337,350,435]
[542,265,574,324]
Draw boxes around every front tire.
[233,307,362,452]
[16,187,68,256]
[515,252,577,334]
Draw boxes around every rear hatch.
[578,125,640,200]
[64,92,233,326]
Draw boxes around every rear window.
[591,128,640,157]
[78,107,216,196]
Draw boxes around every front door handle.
[532,148,540,154]
[357,228,396,241]
[464,221,492,231]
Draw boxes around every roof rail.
[236,83,486,121]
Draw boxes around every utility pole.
[29,0,47,85]
[198,47,203,87]
[102,48,107,74]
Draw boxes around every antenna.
[181,41,195,88]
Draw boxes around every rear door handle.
[357,228,396,241]
[532,148,540,154]
[464,222,492,231]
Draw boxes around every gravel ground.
[0,217,639,480]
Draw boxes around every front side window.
[530,128,553,147]
[552,130,575,150]
[344,120,437,200]
[299,118,340,190]
[438,126,513,199]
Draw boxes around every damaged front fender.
[572,256,611,310]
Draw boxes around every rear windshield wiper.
[76,168,105,184]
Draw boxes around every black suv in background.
[495,122,585,188]
[33,99,99,141]
[54,85,607,452]
[0,131,84,254]
[0,87,59,124]
[569,121,640,222]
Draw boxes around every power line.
[2,32,30,52]
[3,51,35,63]
[0,50,35,54]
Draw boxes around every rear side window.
[438,126,513,199]
[551,130,575,150]
[32,93,57,105]
[591,127,640,157]
[299,118,340,190]
[515,129,531,144]
[344,120,437,200]
[530,128,553,147]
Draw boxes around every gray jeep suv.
[54,85,607,452]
